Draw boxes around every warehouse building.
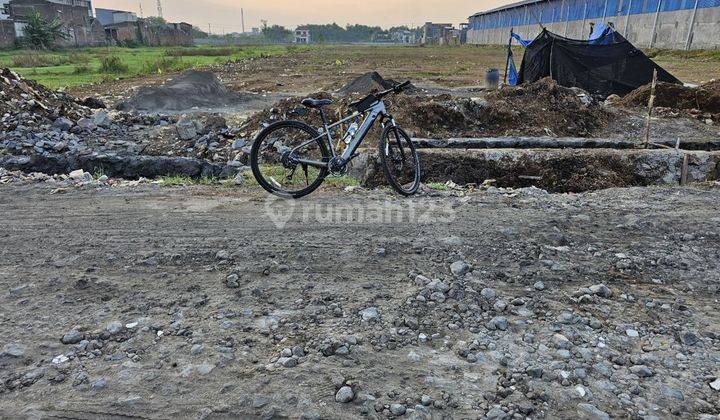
[467,0,720,49]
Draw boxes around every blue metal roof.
[469,0,547,18]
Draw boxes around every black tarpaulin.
[518,29,681,97]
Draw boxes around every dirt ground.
[68,45,720,103]
[63,45,720,147]
[1,182,719,419]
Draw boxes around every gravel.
[0,184,718,418]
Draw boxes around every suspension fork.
[384,115,406,161]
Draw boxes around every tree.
[261,24,291,43]
[144,16,167,26]
[22,11,67,49]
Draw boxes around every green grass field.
[0,45,310,88]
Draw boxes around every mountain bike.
[250,81,420,199]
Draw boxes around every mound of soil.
[116,70,242,112]
[240,77,610,141]
[337,71,397,96]
[479,77,611,137]
[621,80,720,114]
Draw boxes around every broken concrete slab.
[0,153,241,180]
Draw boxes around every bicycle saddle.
[301,98,333,108]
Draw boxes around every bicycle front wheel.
[379,125,420,196]
[250,120,330,199]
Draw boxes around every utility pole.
[156,0,163,18]
[208,23,211,35]
[685,0,699,50]
[138,1,143,18]
[241,8,245,33]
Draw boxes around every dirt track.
[1,183,719,418]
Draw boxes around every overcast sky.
[93,0,505,33]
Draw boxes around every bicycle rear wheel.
[250,120,330,199]
[379,125,420,196]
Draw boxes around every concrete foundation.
[413,137,720,150]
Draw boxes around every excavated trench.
[349,144,720,193]
[2,139,719,194]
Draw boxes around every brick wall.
[0,20,16,48]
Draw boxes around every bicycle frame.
[291,100,391,170]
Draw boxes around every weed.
[73,64,92,74]
[159,175,194,186]
[11,52,68,67]
[142,57,192,74]
[99,56,129,73]
[427,182,449,191]
[92,168,106,179]
[325,175,359,187]
[68,52,90,64]
[159,175,219,186]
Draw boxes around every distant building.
[105,18,193,47]
[390,29,416,44]
[1,0,104,47]
[294,25,310,44]
[422,22,454,44]
[95,7,136,26]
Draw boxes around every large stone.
[589,284,612,298]
[450,260,471,276]
[1,343,26,358]
[61,329,84,345]
[176,117,198,140]
[92,110,112,128]
[577,403,610,420]
[52,117,73,132]
[335,386,354,403]
[359,307,380,322]
[106,321,123,335]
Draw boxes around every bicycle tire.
[250,120,330,199]
[378,125,420,196]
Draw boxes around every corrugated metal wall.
[468,0,720,49]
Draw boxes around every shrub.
[142,57,192,74]
[99,56,129,73]
[73,64,92,74]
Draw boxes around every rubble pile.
[0,68,90,128]
[0,67,245,177]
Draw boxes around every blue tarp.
[511,31,533,47]
[507,52,519,86]
[588,23,620,44]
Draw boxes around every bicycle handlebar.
[378,80,411,98]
